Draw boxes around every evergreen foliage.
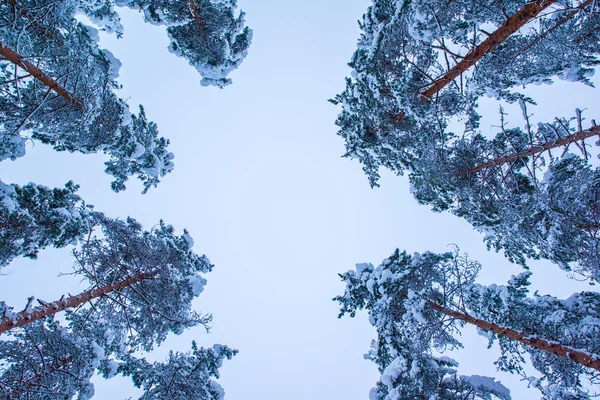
[0,0,174,192]
[408,113,600,278]
[68,214,213,350]
[1,215,212,343]
[120,342,238,400]
[116,0,252,87]
[467,272,600,398]
[537,154,600,279]
[0,0,250,397]
[370,351,512,400]
[0,317,237,399]
[0,215,234,398]
[336,249,600,398]
[0,318,99,399]
[332,0,600,275]
[0,180,92,268]
[332,0,599,182]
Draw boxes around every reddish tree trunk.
[458,125,600,175]
[429,301,600,371]
[0,40,84,110]
[420,0,557,100]
[187,0,207,40]
[0,271,157,335]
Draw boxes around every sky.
[1,1,599,399]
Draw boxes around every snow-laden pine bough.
[1,0,253,192]
[114,0,252,87]
[458,120,600,175]
[332,0,600,280]
[0,214,237,399]
[0,1,174,192]
[0,215,211,346]
[0,39,84,109]
[336,249,600,399]
[0,180,92,268]
[0,318,237,400]
[418,0,558,101]
[409,108,600,280]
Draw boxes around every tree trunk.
[0,271,157,335]
[420,0,557,100]
[457,125,600,175]
[187,0,207,41]
[429,301,600,371]
[0,40,84,110]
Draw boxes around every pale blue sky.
[1,1,599,398]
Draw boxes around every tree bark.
[457,125,600,175]
[0,40,83,110]
[420,0,557,100]
[187,0,207,40]
[0,271,157,335]
[429,301,600,371]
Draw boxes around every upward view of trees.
[1,0,599,398]
[0,0,252,398]
[332,0,600,398]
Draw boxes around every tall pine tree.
[0,0,174,192]
[0,215,235,399]
[332,0,600,276]
[336,250,512,399]
[336,249,600,398]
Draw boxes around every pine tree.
[332,0,600,274]
[464,272,600,398]
[335,249,600,398]
[408,110,600,278]
[116,0,252,87]
[1,2,244,398]
[335,250,512,399]
[0,0,173,191]
[0,214,234,398]
[534,154,600,279]
[370,348,512,400]
[0,180,93,268]
[0,215,212,350]
[332,0,599,186]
